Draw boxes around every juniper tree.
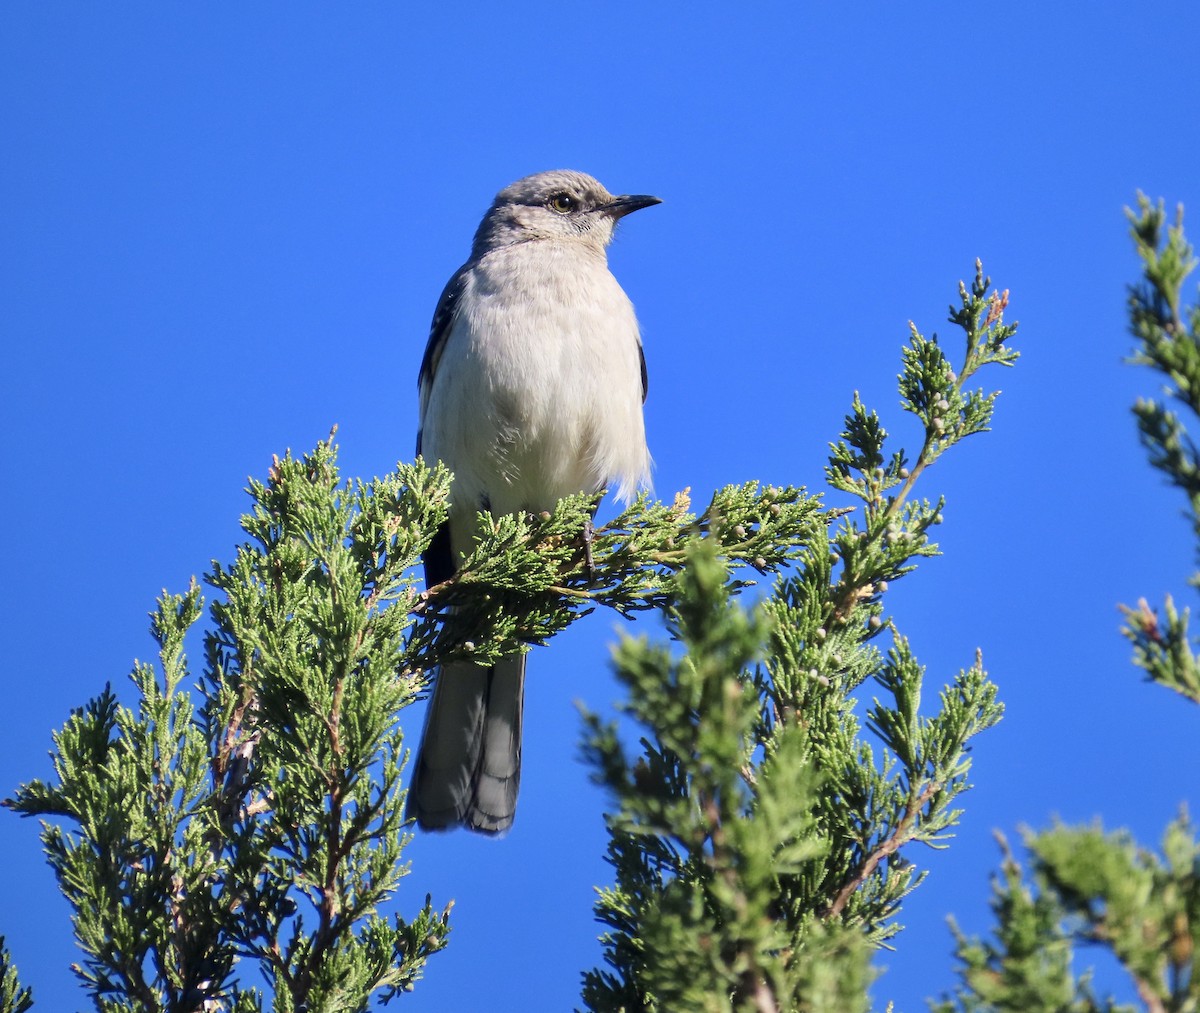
[932,196,1200,1013]
[579,264,1018,1013]
[3,455,457,1012]
[0,264,1019,1012]
[0,938,32,1013]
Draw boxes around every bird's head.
[471,169,661,256]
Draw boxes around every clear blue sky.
[3,4,1199,1010]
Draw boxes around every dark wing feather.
[638,342,648,403]
[418,266,470,584]
[423,519,456,588]
[418,266,469,410]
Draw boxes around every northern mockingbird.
[409,169,660,833]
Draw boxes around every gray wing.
[417,266,469,457]
[417,266,470,588]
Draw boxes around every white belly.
[421,242,651,522]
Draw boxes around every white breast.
[420,241,651,522]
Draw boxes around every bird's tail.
[408,653,525,834]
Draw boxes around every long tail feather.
[409,654,526,834]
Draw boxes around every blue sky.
[3,4,1200,1010]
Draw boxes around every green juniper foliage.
[5,450,455,1012]
[1,452,846,1008]
[1123,194,1200,706]
[934,197,1200,1013]
[580,263,1017,1013]
[3,263,1018,1011]
[932,816,1200,1013]
[930,833,1130,1013]
[0,938,32,1013]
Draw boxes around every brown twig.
[822,779,941,921]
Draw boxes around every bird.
[408,169,660,833]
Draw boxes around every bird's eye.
[548,193,577,214]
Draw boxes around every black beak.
[604,194,663,220]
